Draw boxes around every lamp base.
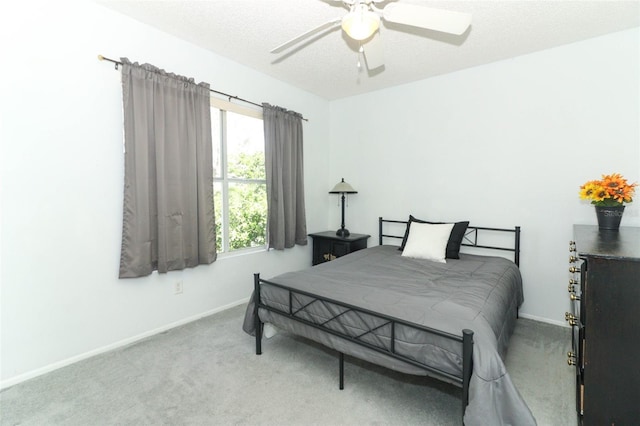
[336,228,350,238]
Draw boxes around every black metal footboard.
[253,273,474,418]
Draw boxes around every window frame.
[211,97,267,255]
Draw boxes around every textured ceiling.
[98,0,640,100]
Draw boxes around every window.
[211,98,267,253]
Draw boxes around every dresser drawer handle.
[569,293,580,301]
[569,266,581,273]
[565,312,579,326]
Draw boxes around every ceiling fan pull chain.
[356,45,364,69]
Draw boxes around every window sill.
[216,245,268,260]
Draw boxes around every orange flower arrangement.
[579,173,637,207]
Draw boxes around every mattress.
[243,245,536,425]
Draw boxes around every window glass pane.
[211,105,267,254]
[213,181,224,252]
[227,111,265,180]
[228,182,267,251]
[211,108,222,179]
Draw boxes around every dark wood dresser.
[567,225,640,425]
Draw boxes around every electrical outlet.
[174,281,183,295]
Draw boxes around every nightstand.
[308,231,370,266]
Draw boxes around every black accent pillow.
[399,215,470,259]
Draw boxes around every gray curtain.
[119,58,216,278]
[263,103,307,250]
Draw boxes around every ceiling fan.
[271,0,472,71]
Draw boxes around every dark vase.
[594,205,625,231]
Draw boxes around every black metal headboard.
[378,217,521,266]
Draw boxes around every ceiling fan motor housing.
[341,3,380,40]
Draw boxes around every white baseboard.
[518,312,568,328]
[0,297,250,390]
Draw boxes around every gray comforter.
[243,245,536,425]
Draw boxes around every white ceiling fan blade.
[382,3,471,35]
[363,31,384,70]
[271,18,341,53]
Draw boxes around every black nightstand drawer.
[308,231,370,266]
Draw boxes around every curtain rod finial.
[98,54,104,61]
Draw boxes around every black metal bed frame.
[379,218,521,267]
[253,217,521,422]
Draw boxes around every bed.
[243,217,536,425]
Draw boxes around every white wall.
[0,0,331,387]
[328,28,640,325]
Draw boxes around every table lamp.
[329,178,357,237]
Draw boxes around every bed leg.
[339,352,344,390]
[462,329,474,418]
[254,273,262,356]
[514,226,521,267]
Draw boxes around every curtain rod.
[98,55,308,121]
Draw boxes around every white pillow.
[401,222,455,263]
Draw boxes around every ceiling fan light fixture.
[342,5,380,41]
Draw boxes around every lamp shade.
[329,178,357,194]
[341,4,380,41]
